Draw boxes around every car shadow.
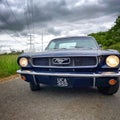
[34,85,103,96]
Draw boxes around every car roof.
[51,36,94,41]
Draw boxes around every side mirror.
[99,44,102,49]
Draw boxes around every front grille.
[32,56,97,67]
[74,57,97,66]
[32,58,49,66]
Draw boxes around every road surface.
[0,78,120,120]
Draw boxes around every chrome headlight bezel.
[106,55,120,68]
[19,57,28,67]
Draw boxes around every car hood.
[20,49,119,58]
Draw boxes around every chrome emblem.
[52,58,70,64]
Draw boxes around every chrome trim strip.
[93,75,96,88]
[31,56,98,68]
[17,70,120,78]
[30,65,97,68]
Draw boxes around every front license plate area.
[56,78,69,87]
[50,76,74,87]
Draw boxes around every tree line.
[89,16,120,52]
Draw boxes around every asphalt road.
[0,78,120,120]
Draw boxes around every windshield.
[46,37,98,50]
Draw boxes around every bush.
[108,43,120,52]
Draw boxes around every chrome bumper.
[17,70,120,78]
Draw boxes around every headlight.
[19,57,28,67]
[106,55,119,67]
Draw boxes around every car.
[17,36,120,95]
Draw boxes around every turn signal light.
[21,75,26,81]
[109,79,117,85]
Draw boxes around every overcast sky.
[0,0,120,52]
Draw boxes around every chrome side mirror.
[99,44,102,49]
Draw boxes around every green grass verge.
[0,54,20,78]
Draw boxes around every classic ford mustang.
[17,36,120,95]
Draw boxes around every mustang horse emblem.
[52,58,70,64]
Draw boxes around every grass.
[0,54,20,78]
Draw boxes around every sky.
[0,0,120,53]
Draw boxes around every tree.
[89,16,120,51]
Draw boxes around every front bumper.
[17,70,120,78]
[17,70,120,88]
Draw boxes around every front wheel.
[97,80,119,95]
[30,82,41,91]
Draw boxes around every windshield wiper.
[75,46,94,49]
[54,48,67,50]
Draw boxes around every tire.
[97,80,119,95]
[30,82,40,91]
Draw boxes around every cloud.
[0,0,119,37]
[47,27,62,36]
